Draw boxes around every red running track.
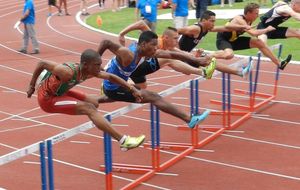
[0,0,300,189]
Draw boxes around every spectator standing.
[136,0,161,32]
[80,0,89,15]
[19,0,39,54]
[59,0,70,15]
[195,0,208,19]
[112,0,121,12]
[171,0,195,28]
[99,0,105,9]
[221,0,234,7]
[48,0,61,16]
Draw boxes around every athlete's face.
[140,39,158,56]
[202,16,216,30]
[86,56,102,75]
[164,31,179,49]
[292,1,300,12]
[247,8,259,22]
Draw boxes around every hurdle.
[99,79,225,190]
[217,44,283,113]
[156,79,225,150]
[209,44,283,129]
[0,75,210,189]
[234,44,283,112]
[39,140,54,190]
[209,72,252,130]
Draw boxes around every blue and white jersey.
[103,42,145,90]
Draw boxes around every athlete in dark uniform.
[101,31,211,129]
[179,23,208,52]
[216,3,292,70]
[27,49,145,151]
[257,0,300,55]
[178,10,254,78]
[118,20,215,89]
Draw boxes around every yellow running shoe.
[203,58,216,79]
[120,135,145,151]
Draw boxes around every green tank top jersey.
[41,62,81,96]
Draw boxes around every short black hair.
[138,31,158,44]
[200,10,216,21]
[80,49,100,65]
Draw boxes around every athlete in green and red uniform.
[27,49,145,151]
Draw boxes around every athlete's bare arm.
[119,20,151,46]
[211,24,251,32]
[27,60,73,98]
[177,25,200,38]
[154,49,210,67]
[231,15,275,36]
[277,2,300,21]
[98,39,134,67]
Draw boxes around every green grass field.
[86,1,300,61]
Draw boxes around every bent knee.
[251,39,265,48]
[136,82,147,89]
[223,50,234,60]
[144,90,162,101]
[77,102,98,115]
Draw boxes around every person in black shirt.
[216,3,292,70]
[178,10,254,79]
[257,0,300,47]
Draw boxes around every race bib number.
[145,5,152,14]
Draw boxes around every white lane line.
[111,124,129,127]
[271,100,291,104]
[0,107,40,122]
[0,124,43,133]
[225,130,245,133]
[161,149,300,181]
[2,90,16,93]
[252,113,270,117]
[171,97,188,100]
[69,141,90,144]
[23,161,40,165]
[0,143,170,190]
[156,172,178,176]
[0,109,103,140]
[145,80,300,105]
[219,132,300,150]
[194,149,215,153]
[119,113,300,151]
[27,113,60,120]
[252,115,300,125]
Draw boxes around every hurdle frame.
[100,79,225,190]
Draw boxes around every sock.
[119,135,127,144]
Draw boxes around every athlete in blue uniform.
[118,21,215,89]
[99,31,211,129]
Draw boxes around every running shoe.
[242,60,253,79]
[120,135,145,151]
[279,54,292,70]
[203,58,217,79]
[18,49,27,54]
[188,110,210,129]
